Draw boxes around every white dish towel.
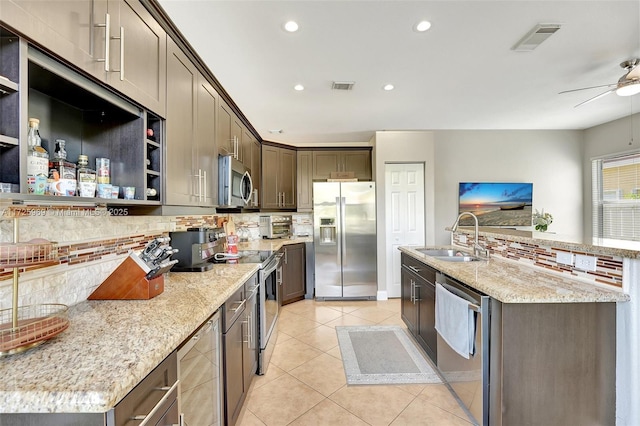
[435,283,475,359]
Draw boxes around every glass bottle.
[26,118,49,195]
[48,139,77,196]
[76,155,97,197]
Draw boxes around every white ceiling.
[157,0,640,146]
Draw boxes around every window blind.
[593,152,640,244]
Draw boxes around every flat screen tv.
[458,182,533,226]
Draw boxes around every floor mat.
[336,325,442,385]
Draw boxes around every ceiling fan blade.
[558,83,616,94]
[626,66,640,79]
[574,88,616,107]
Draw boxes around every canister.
[96,158,110,184]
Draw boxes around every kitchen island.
[400,245,628,426]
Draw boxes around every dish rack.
[0,211,67,356]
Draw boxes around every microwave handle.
[242,171,253,205]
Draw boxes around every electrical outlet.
[458,234,467,244]
[575,254,597,272]
[556,252,574,266]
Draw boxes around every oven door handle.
[261,253,283,277]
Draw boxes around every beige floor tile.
[295,324,340,352]
[378,315,409,328]
[393,383,428,396]
[326,345,343,360]
[390,397,473,426]
[295,305,346,324]
[417,384,470,419]
[246,374,325,426]
[329,385,415,426]
[324,313,376,328]
[289,353,347,397]
[319,300,376,313]
[250,363,286,390]
[237,407,266,425]
[270,337,324,372]
[277,315,321,337]
[288,398,369,426]
[348,306,397,323]
[273,331,294,348]
[377,298,402,313]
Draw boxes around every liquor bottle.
[76,155,97,197]
[48,139,77,196]
[26,118,49,195]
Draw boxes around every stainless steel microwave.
[218,155,253,208]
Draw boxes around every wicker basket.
[0,304,69,356]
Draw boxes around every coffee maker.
[169,227,226,272]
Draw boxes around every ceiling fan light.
[616,80,640,96]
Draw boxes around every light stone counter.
[0,263,260,414]
[400,246,629,304]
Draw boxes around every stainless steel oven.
[258,250,283,374]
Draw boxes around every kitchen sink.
[417,248,480,262]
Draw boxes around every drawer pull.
[408,265,421,273]
[130,380,179,425]
[230,299,246,313]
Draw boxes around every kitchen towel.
[435,283,475,359]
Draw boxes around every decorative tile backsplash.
[0,209,312,310]
[452,233,624,288]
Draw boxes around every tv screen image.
[458,182,533,226]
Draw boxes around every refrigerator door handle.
[340,196,347,271]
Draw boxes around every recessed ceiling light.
[383,84,395,91]
[294,84,304,91]
[269,129,283,134]
[414,20,432,32]
[283,21,299,32]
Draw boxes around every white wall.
[373,131,436,294]
[432,130,584,245]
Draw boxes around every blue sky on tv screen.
[459,182,533,207]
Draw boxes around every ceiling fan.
[559,59,640,107]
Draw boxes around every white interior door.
[385,163,425,298]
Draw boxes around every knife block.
[88,254,165,300]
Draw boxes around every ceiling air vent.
[512,24,561,52]
[332,81,355,91]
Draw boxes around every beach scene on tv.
[458,182,533,226]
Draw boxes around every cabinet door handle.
[282,192,286,207]
[95,13,110,71]
[410,279,414,303]
[110,26,125,81]
[203,170,207,202]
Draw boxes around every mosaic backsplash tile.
[452,233,623,288]
[0,210,312,310]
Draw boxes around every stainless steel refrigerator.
[313,182,377,299]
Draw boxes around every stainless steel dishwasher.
[435,272,490,426]
[177,311,222,426]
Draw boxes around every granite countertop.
[0,262,259,414]
[400,246,629,304]
[0,237,310,414]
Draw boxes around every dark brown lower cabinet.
[280,243,306,305]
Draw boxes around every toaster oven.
[259,215,292,239]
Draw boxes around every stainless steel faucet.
[450,212,487,258]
